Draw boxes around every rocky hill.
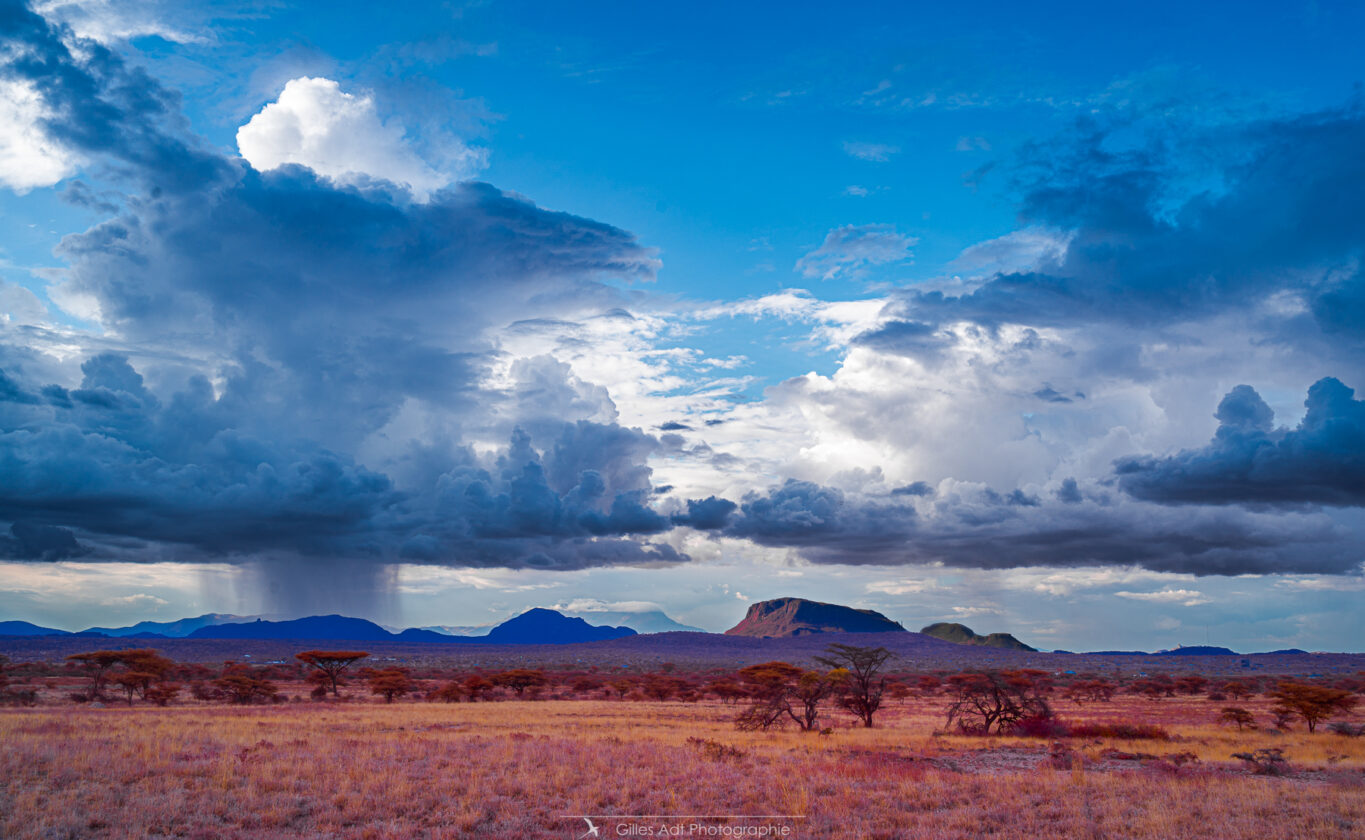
[725,597,906,637]
[920,622,1036,651]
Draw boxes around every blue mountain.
[187,615,397,641]
[84,613,251,637]
[0,620,70,636]
[483,608,636,644]
[179,609,635,644]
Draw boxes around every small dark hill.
[920,622,1036,652]
[0,620,70,637]
[483,608,636,644]
[187,615,395,641]
[1158,645,1239,656]
[725,598,906,637]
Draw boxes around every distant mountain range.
[0,602,1327,654]
[0,610,636,645]
[920,622,1036,652]
[186,610,635,644]
[725,597,906,637]
[85,614,253,637]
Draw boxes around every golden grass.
[1,697,1361,839]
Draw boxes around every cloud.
[795,224,915,281]
[842,141,899,162]
[887,103,1365,338]
[555,598,663,613]
[724,479,918,560]
[0,1,226,194]
[0,7,682,605]
[1114,588,1210,606]
[947,227,1070,276]
[0,76,83,191]
[237,76,482,200]
[31,0,206,44]
[708,474,1360,576]
[670,495,737,530]
[100,592,168,608]
[0,521,88,560]
[1118,378,1365,507]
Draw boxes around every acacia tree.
[944,670,1052,734]
[814,644,895,728]
[213,663,279,704]
[642,674,689,701]
[111,650,176,705]
[366,667,414,703]
[1268,682,1358,733]
[734,661,844,732]
[1062,679,1116,705]
[295,651,370,697]
[735,662,805,731]
[464,675,494,701]
[491,669,549,698]
[1219,706,1256,731]
[67,649,175,703]
[66,650,127,701]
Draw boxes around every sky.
[1,0,1364,651]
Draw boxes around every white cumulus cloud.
[237,77,479,201]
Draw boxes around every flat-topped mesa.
[724,597,907,638]
[919,621,1036,652]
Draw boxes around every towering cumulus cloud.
[0,2,681,613]
[1119,379,1365,507]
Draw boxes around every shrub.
[1233,748,1290,776]
[1,687,38,706]
[1326,722,1365,737]
[686,737,745,762]
[1067,722,1170,740]
[1012,715,1071,739]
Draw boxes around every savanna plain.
[2,656,1363,840]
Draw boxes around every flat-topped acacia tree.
[814,643,895,728]
[295,651,370,697]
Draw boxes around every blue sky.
[1,0,1364,650]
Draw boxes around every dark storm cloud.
[0,353,399,554]
[0,348,686,569]
[891,481,934,497]
[724,479,919,559]
[886,103,1365,340]
[714,476,1358,576]
[670,496,737,530]
[0,522,88,561]
[1118,378,1365,507]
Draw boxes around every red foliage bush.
[1011,715,1071,738]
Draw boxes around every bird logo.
[577,817,600,838]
